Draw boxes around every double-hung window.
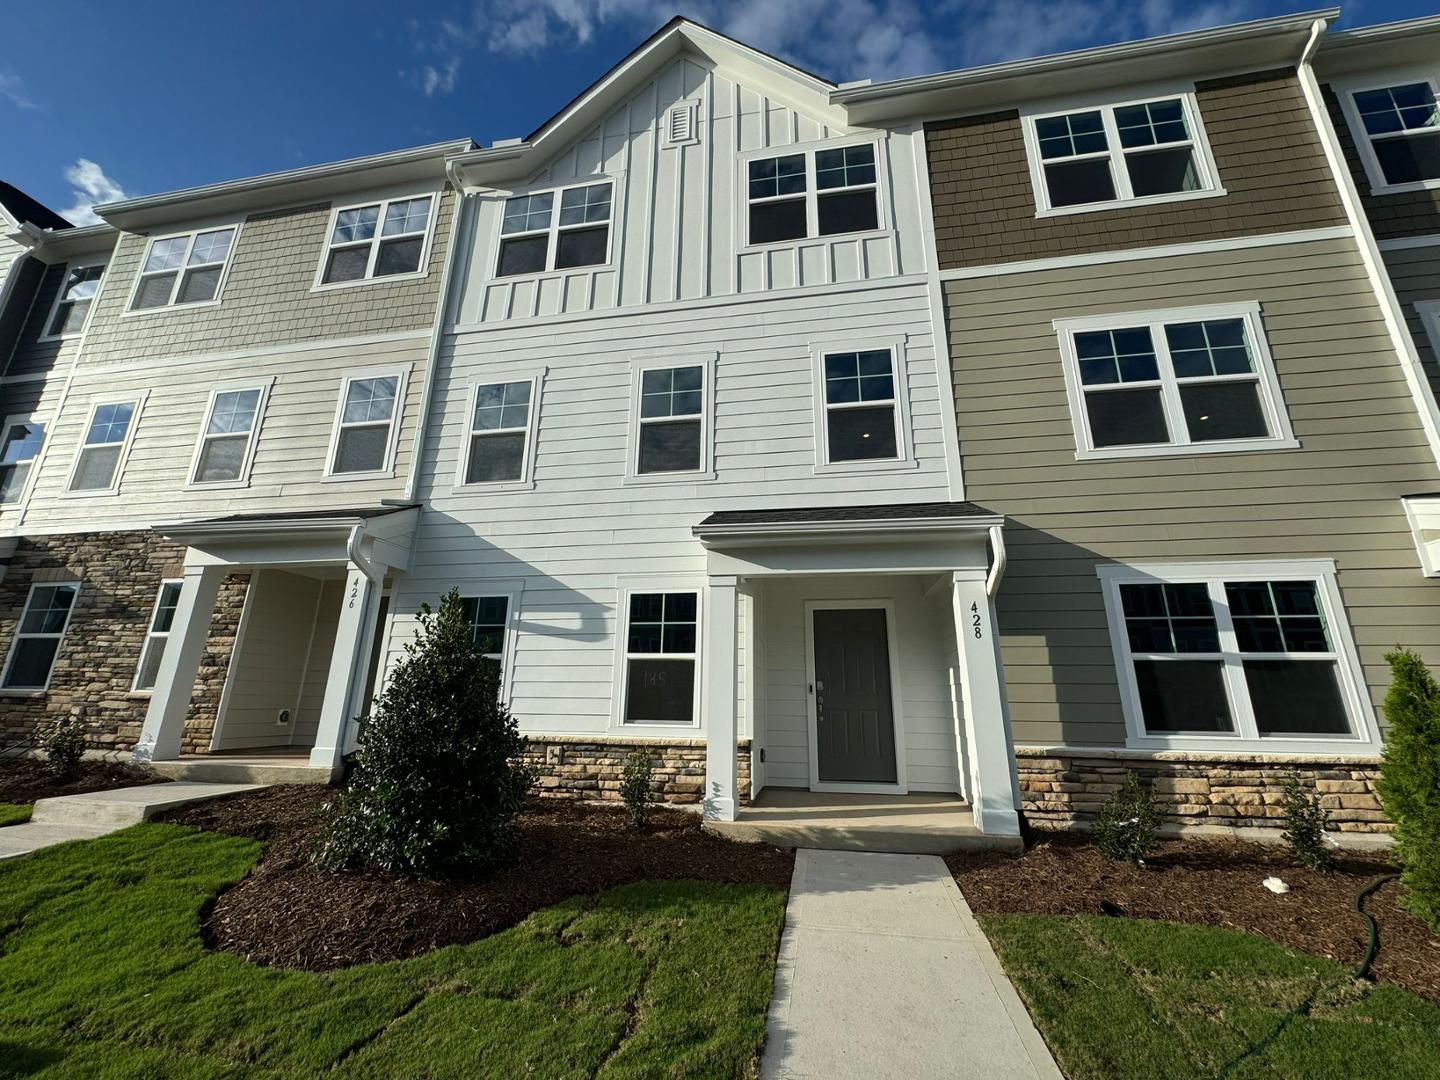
[68,398,141,492]
[622,592,698,725]
[819,347,902,464]
[328,373,402,475]
[44,263,104,338]
[1025,94,1219,213]
[1056,304,1294,459]
[130,227,237,310]
[747,142,880,245]
[634,362,708,476]
[2,582,80,691]
[319,195,434,285]
[133,580,182,692]
[0,418,44,503]
[463,379,536,485]
[1100,563,1372,750]
[496,181,613,277]
[461,596,510,662]
[1348,80,1440,188]
[191,386,266,485]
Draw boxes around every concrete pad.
[764,849,1061,1080]
[31,783,264,828]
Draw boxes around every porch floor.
[148,749,335,786]
[706,789,1022,855]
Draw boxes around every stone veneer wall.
[1016,747,1389,834]
[0,532,248,754]
[519,735,752,807]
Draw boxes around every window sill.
[608,720,703,739]
[812,456,919,477]
[622,469,717,486]
[120,298,225,319]
[184,478,253,492]
[59,487,122,499]
[493,260,614,285]
[1367,177,1440,197]
[1035,185,1226,219]
[1075,437,1300,462]
[739,226,892,256]
[452,477,536,494]
[0,688,46,697]
[310,270,429,294]
[321,469,396,484]
[1127,732,1380,757]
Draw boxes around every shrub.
[43,715,86,779]
[619,749,657,829]
[316,588,534,879]
[1280,772,1334,872]
[1093,771,1162,866]
[1378,648,1440,932]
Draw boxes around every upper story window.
[746,142,880,245]
[68,397,142,493]
[1024,93,1221,214]
[129,227,237,311]
[1055,304,1296,460]
[817,346,910,467]
[462,377,537,486]
[328,372,403,476]
[190,385,266,486]
[318,195,434,285]
[497,181,612,277]
[2,582,80,692]
[1347,80,1440,190]
[43,263,104,338]
[0,418,44,504]
[628,357,714,481]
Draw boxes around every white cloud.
[59,160,129,227]
[0,70,37,110]
[423,56,462,96]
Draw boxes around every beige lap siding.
[0,532,247,754]
[945,235,1440,750]
[519,735,751,807]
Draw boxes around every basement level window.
[622,592,698,725]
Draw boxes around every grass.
[0,823,787,1079]
[983,913,1440,1080]
[0,804,30,827]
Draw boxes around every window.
[462,379,536,485]
[44,263,104,338]
[1100,563,1372,749]
[460,596,510,662]
[0,418,44,503]
[1056,304,1295,459]
[2,583,79,691]
[129,227,237,310]
[623,592,698,724]
[318,195,434,285]
[821,348,901,463]
[133,580,182,692]
[328,373,402,476]
[497,181,613,277]
[1025,93,1220,213]
[68,398,141,492]
[1349,81,1440,189]
[746,142,880,245]
[634,362,708,477]
[190,386,265,486]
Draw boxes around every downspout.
[985,523,1006,597]
[345,524,382,585]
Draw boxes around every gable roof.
[0,181,72,232]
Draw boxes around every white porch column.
[133,562,226,762]
[703,574,739,821]
[952,570,1021,836]
[310,563,381,774]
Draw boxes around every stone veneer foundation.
[1016,746,1389,834]
[519,735,752,807]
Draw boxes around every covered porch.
[132,505,419,780]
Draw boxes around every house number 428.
[970,601,984,639]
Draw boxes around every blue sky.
[2,0,1433,225]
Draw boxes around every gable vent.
[665,103,697,148]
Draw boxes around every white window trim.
[810,335,917,475]
[123,222,243,317]
[63,391,148,497]
[624,351,717,485]
[453,368,546,492]
[310,192,439,292]
[1,581,81,695]
[1054,301,1299,461]
[1098,559,1381,756]
[610,576,706,735]
[184,378,274,491]
[0,413,44,507]
[737,134,891,253]
[1333,67,1440,197]
[1020,86,1225,218]
[459,580,525,703]
[322,365,411,481]
[491,175,622,282]
[130,578,183,694]
[38,258,107,342]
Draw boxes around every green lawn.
[0,824,787,1079]
[983,913,1440,1080]
[0,804,30,827]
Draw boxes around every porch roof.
[150,503,422,572]
[694,501,1001,539]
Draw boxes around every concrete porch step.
[30,783,265,829]
[148,757,336,786]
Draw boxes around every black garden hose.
[1352,872,1401,982]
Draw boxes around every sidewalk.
[763,848,1063,1080]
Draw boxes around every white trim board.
[1378,235,1440,252]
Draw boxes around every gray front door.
[813,607,898,784]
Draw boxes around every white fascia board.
[693,516,1004,545]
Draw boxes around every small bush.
[1093,771,1162,866]
[316,588,534,879]
[43,715,86,779]
[619,749,657,829]
[1280,772,1334,872]
[1378,648,1440,932]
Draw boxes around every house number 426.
[971,601,984,639]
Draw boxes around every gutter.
[693,515,1005,541]
[985,524,1007,598]
[346,525,383,585]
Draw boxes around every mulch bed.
[0,757,168,805]
[161,786,794,971]
[949,832,1440,1002]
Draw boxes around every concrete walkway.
[763,849,1062,1080]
